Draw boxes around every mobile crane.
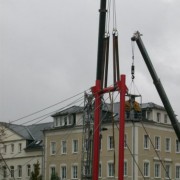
[88,0,180,179]
[131,31,180,142]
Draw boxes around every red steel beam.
[118,75,127,180]
[91,75,127,180]
[91,80,101,180]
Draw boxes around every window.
[61,140,67,154]
[11,144,14,153]
[58,116,67,126]
[124,161,127,176]
[144,135,149,149]
[19,143,22,152]
[108,136,114,150]
[157,113,161,122]
[176,165,180,179]
[72,140,78,153]
[69,115,74,125]
[99,163,102,177]
[51,142,56,155]
[176,140,180,153]
[164,114,168,123]
[10,166,14,178]
[72,165,78,179]
[108,162,114,177]
[57,115,74,127]
[3,166,7,178]
[154,163,160,178]
[61,166,67,179]
[144,162,149,177]
[18,165,22,177]
[165,164,171,179]
[64,116,67,125]
[147,111,151,120]
[27,164,31,177]
[83,165,91,177]
[124,134,127,148]
[155,136,160,151]
[51,166,56,177]
[60,117,63,126]
[165,138,171,152]
[54,117,59,127]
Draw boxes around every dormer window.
[54,114,74,127]
[164,114,168,124]
[147,111,151,120]
[64,116,67,125]
[55,117,59,127]
[60,117,63,126]
[69,115,74,125]
[157,113,161,123]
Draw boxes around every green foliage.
[0,125,6,142]
[51,172,60,180]
[30,160,42,180]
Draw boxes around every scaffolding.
[81,93,94,179]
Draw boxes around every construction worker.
[125,95,141,118]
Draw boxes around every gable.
[0,124,23,142]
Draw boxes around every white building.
[0,122,52,180]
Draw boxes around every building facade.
[43,103,180,180]
[43,106,84,180]
[0,122,52,180]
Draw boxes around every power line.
[70,94,117,172]
[0,93,86,144]
[140,120,171,179]
[114,121,145,179]
[0,91,87,179]
[48,89,114,163]
[0,152,16,180]
[9,89,90,124]
[0,94,85,180]
[0,85,119,179]
[0,87,88,150]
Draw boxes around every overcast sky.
[0,0,180,124]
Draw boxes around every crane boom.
[131,31,180,141]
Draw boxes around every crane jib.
[131,31,180,142]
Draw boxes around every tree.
[51,172,60,180]
[0,124,6,176]
[30,160,42,180]
[0,125,6,142]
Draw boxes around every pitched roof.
[27,122,53,140]
[0,122,53,141]
[1,123,33,140]
[141,102,165,110]
[0,122,53,151]
[51,106,84,117]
